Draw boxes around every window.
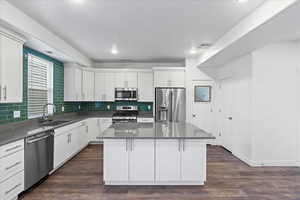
[28,54,53,119]
[194,85,211,102]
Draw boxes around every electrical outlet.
[78,105,81,109]
[62,106,65,112]
[148,105,151,110]
[13,111,21,118]
[107,105,110,110]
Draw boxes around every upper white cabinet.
[95,72,115,101]
[138,72,153,102]
[82,70,95,101]
[64,64,82,101]
[0,32,24,103]
[154,69,185,88]
[115,72,137,88]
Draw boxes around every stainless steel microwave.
[115,88,138,101]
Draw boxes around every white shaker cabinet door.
[0,35,23,103]
[129,139,155,182]
[82,70,95,101]
[115,72,125,88]
[104,72,115,101]
[155,140,181,181]
[94,72,106,101]
[104,139,129,182]
[138,72,153,102]
[181,140,206,182]
[54,132,69,168]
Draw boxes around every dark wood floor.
[21,145,300,200]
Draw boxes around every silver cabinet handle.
[3,85,7,100]
[5,161,21,171]
[5,145,22,153]
[131,139,134,151]
[125,139,128,152]
[5,183,21,195]
[178,139,181,151]
[182,139,185,152]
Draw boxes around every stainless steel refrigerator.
[155,88,186,122]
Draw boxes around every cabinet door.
[82,70,95,101]
[105,72,115,101]
[54,133,69,168]
[155,140,181,181]
[88,118,100,142]
[125,72,137,88]
[154,71,169,87]
[104,139,129,182]
[138,72,153,102]
[0,35,23,103]
[129,139,155,181]
[181,140,206,181]
[94,72,105,101]
[171,71,185,87]
[74,68,83,101]
[115,72,125,88]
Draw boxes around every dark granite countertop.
[102,122,215,139]
[0,111,114,147]
[0,111,154,147]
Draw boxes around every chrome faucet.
[42,103,56,121]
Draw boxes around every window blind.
[28,54,53,119]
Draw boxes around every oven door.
[115,89,137,101]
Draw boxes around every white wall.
[251,42,298,166]
[216,54,253,163]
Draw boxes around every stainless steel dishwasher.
[24,130,54,190]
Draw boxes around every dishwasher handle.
[26,134,52,144]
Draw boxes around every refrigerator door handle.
[170,91,173,122]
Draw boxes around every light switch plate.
[107,105,110,110]
[13,111,21,118]
[62,106,65,112]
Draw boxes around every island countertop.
[102,122,216,139]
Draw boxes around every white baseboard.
[232,151,255,166]
[104,181,204,186]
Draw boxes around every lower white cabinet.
[54,121,88,169]
[129,140,155,182]
[0,139,24,200]
[155,140,181,181]
[89,118,112,143]
[104,140,129,182]
[0,170,24,200]
[104,139,206,185]
[137,118,154,123]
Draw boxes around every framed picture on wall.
[194,85,211,102]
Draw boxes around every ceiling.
[9,0,266,62]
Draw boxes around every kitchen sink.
[40,120,71,127]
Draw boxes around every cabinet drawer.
[137,118,154,123]
[0,171,24,200]
[0,140,24,158]
[0,149,24,182]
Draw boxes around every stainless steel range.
[112,105,138,123]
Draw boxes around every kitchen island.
[102,122,215,185]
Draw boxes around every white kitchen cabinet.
[138,72,153,102]
[155,140,181,181]
[95,72,115,101]
[64,64,82,101]
[129,139,155,182]
[154,69,185,88]
[104,139,129,182]
[0,32,24,103]
[115,72,137,88]
[82,70,95,101]
[88,118,100,142]
[53,122,87,169]
[0,139,25,200]
[181,140,206,182]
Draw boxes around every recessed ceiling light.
[236,0,248,3]
[189,47,197,55]
[72,0,84,4]
[111,45,118,55]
